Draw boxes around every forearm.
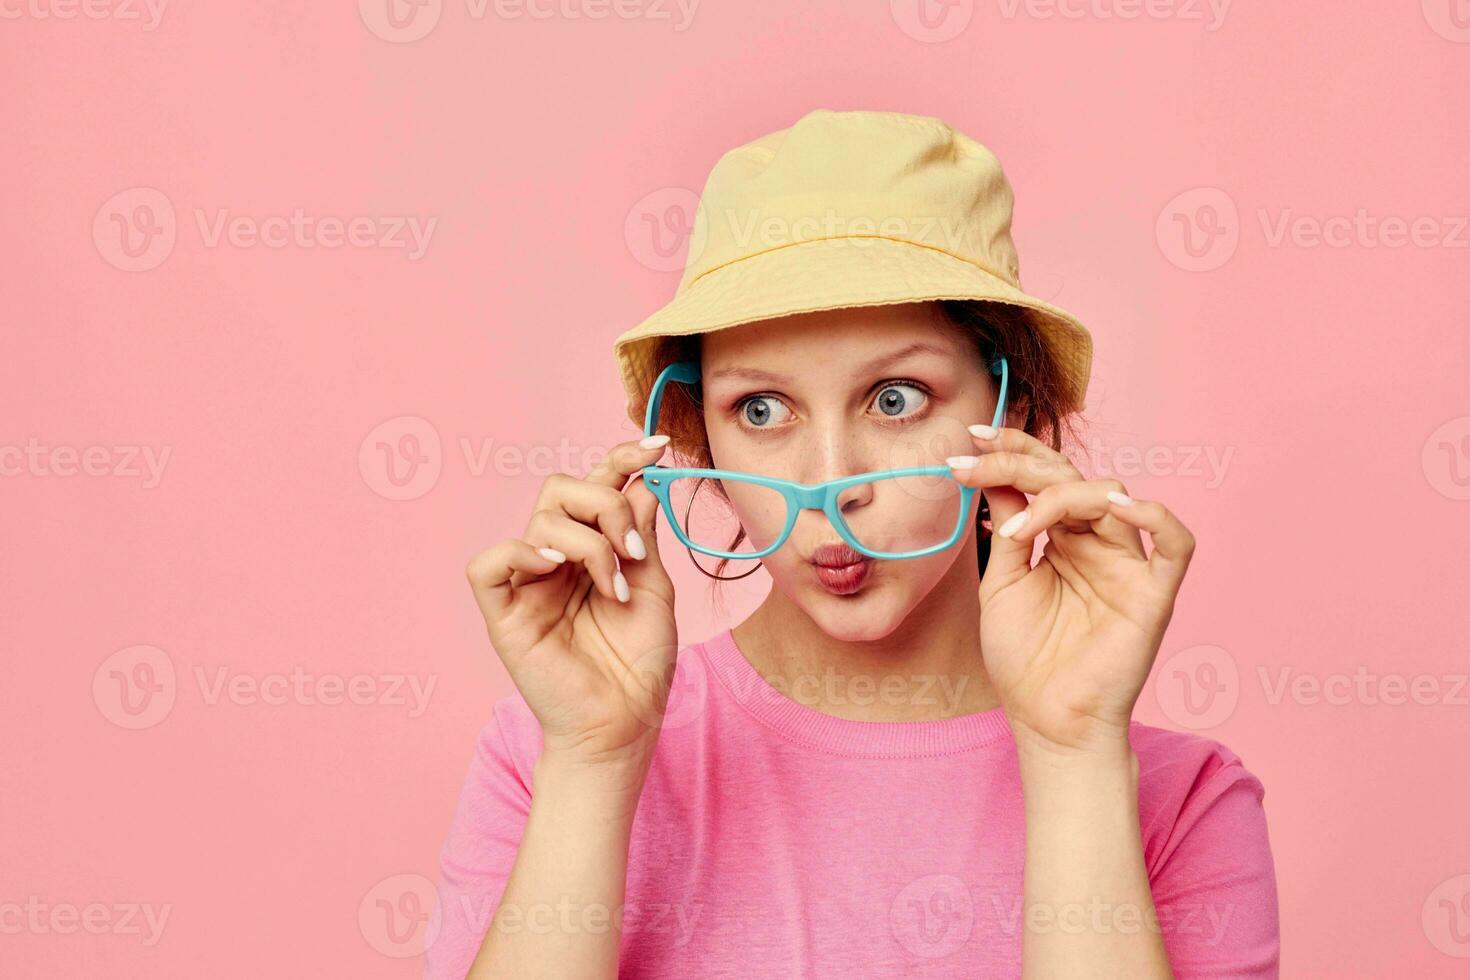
[1017,736,1173,980]
[466,754,648,980]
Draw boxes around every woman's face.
[698,301,1001,642]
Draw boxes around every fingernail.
[613,571,631,603]
[640,434,671,449]
[536,547,567,563]
[968,424,999,440]
[624,528,647,560]
[997,511,1030,538]
[1106,490,1135,506]
[946,455,980,470]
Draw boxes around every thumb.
[621,472,671,583]
[979,485,1032,593]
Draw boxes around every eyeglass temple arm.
[990,355,1009,429]
[645,360,701,438]
[645,356,1008,436]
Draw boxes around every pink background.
[5,2,1469,976]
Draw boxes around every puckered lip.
[810,543,869,568]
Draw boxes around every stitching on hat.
[683,234,1016,294]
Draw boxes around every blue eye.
[873,383,926,418]
[741,396,792,428]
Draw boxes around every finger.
[978,484,1033,588]
[967,425,1080,474]
[619,472,671,586]
[524,510,628,603]
[585,434,671,491]
[465,538,569,637]
[999,480,1146,555]
[535,473,647,563]
[1104,496,1197,590]
[946,450,1081,498]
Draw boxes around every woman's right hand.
[466,435,678,776]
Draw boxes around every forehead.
[699,302,969,378]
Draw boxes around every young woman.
[428,110,1279,979]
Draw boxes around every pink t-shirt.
[426,628,1280,979]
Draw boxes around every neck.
[732,538,1001,722]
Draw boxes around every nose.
[834,480,876,514]
[794,414,884,488]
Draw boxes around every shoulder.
[468,691,543,789]
[1131,722,1265,803]
[1129,722,1271,871]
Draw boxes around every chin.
[799,574,923,643]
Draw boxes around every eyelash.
[733,378,934,431]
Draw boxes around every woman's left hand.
[948,426,1197,758]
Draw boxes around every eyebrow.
[706,341,956,385]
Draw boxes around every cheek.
[721,480,789,549]
[878,414,976,468]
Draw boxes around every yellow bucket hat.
[612,108,1093,425]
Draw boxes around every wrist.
[1011,722,1138,784]
[533,749,652,813]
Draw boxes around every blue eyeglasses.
[640,357,1008,561]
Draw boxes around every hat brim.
[613,236,1092,426]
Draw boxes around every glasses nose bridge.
[790,483,827,510]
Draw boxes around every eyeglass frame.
[638,354,1009,561]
